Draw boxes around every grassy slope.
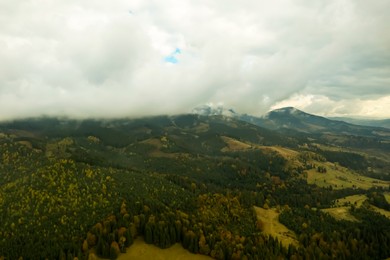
[116,238,212,260]
[384,192,390,204]
[254,207,298,248]
[219,136,389,191]
[368,205,390,219]
[321,194,390,221]
[306,161,389,189]
[334,194,368,207]
[321,195,367,222]
[321,207,359,222]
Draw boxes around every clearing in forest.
[321,207,359,222]
[220,136,299,162]
[334,194,368,207]
[140,138,189,158]
[306,162,389,190]
[254,207,298,248]
[368,205,390,219]
[384,192,390,204]
[321,195,367,222]
[220,136,252,152]
[322,194,390,221]
[117,237,212,260]
[259,146,299,159]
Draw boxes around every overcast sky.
[1,0,389,120]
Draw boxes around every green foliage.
[280,206,390,259]
[367,189,390,210]
[318,150,368,171]
[0,140,120,259]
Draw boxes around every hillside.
[0,114,389,259]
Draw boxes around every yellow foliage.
[82,240,89,252]
[87,232,97,247]
[87,136,100,144]
[84,169,93,178]
[87,253,97,260]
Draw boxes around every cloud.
[271,94,390,119]
[0,0,389,120]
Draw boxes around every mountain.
[192,105,390,144]
[329,117,390,129]
[260,107,390,137]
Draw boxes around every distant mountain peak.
[269,107,301,115]
[262,107,303,120]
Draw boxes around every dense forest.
[0,115,389,259]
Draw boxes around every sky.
[0,0,389,120]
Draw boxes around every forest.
[0,115,389,259]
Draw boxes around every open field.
[306,161,389,190]
[258,146,302,168]
[334,194,368,207]
[258,146,299,159]
[221,136,252,152]
[194,123,210,133]
[322,207,359,222]
[368,205,390,219]
[140,138,189,158]
[254,207,298,248]
[384,192,390,204]
[220,138,301,168]
[220,136,299,159]
[321,195,367,222]
[117,238,212,260]
[322,194,390,221]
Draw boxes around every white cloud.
[0,0,389,120]
[271,94,390,119]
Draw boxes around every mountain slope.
[261,107,390,137]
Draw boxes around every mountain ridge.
[191,105,390,139]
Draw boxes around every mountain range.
[1,105,390,259]
[192,105,390,140]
